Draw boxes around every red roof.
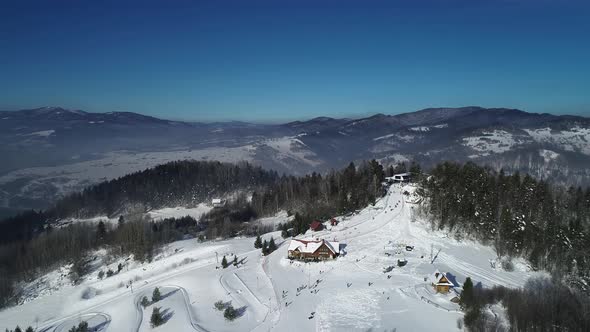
[310,220,323,231]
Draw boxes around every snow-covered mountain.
[1,106,589,211]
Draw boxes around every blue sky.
[1,0,589,122]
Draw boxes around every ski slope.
[0,185,542,331]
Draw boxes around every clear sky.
[1,0,589,122]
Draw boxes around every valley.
[1,107,589,212]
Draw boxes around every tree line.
[460,276,590,331]
[419,161,590,292]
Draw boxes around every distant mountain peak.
[31,106,86,115]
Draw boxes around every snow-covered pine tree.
[152,287,161,302]
[141,296,149,308]
[150,307,164,327]
[269,237,277,252]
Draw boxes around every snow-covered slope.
[0,185,546,331]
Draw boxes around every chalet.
[430,269,454,293]
[287,239,340,261]
[212,198,225,208]
[330,218,339,226]
[310,220,323,231]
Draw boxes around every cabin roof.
[288,239,340,255]
[430,269,454,286]
[310,220,323,230]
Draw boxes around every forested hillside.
[250,160,395,234]
[420,162,590,291]
[53,160,279,218]
[0,159,388,308]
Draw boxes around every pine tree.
[97,220,107,241]
[214,300,225,311]
[14,327,21,332]
[221,255,228,268]
[67,321,88,332]
[77,322,88,332]
[117,263,123,273]
[118,215,125,228]
[262,240,269,255]
[409,161,422,178]
[224,305,239,321]
[268,237,277,252]
[233,255,238,266]
[460,277,474,309]
[152,287,161,302]
[141,296,150,308]
[254,235,262,249]
[25,327,33,332]
[150,307,164,327]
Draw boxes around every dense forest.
[460,276,590,331]
[53,160,279,218]
[419,161,590,292]
[0,161,277,246]
[179,159,394,240]
[250,160,393,234]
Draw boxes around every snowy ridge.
[524,126,590,155]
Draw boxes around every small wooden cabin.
[310,220,323,231]
[430,269,454,293]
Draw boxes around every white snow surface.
[147,204,212,222]
[409,126,431,132]
[0,185,543,331]
[23,130,55,137]
[462,130,523,156]
[254,211,292,228]
[539,149,560,163]
[524,126,590,155]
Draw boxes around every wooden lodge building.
[430,269,454,293]
[288,239,340,261]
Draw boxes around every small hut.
[430,269,454,293]
[310,220,323,231]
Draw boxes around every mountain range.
[1,106,589,213]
